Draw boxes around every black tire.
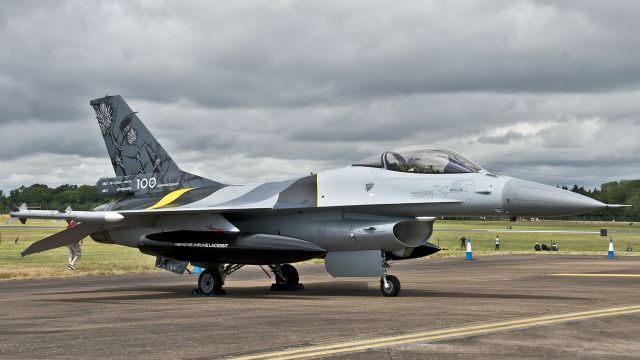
[278,264,299,288]
[380,275,401,297]
[198,269,223,296]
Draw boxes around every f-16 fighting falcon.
[10,95,614,296]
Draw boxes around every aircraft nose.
[502,178,606,216]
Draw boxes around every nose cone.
[502,178,606,216]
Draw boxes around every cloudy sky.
[1,0,640,193]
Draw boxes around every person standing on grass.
[66,220,81,270]
[495,235,501,251]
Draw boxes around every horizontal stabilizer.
[21,222,101,256]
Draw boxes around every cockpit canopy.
[352,146,482,174]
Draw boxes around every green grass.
[0,215,155,279]
[434,219,637,230]
[431,220,640,256]
[1,216,638,280]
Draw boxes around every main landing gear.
[194,263,303,295]
[269,264,303,291]
[197,268,224,296]
[380,253,401,297]
[194,258,399,296]
[195,264,244,296]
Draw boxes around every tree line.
[1,180,639,219]
[0,184,106,212]
[557,180,640,220]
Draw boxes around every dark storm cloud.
[0,119,104,159]
[1,0,640,190]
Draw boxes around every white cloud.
[1,0,640,192]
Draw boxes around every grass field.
[1,215,639,280]
[431,219,640,255]
[0,215,155,280]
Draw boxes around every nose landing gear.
[380,254,401,297]
[380,274,401,297]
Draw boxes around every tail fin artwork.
[90,95,225,196]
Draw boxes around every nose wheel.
[380,275,401,297]
[380,253,401,297]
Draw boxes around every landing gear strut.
[380,253,401,297]
[270,263,303,291]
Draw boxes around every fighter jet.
[10,95,612,296]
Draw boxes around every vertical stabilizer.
[90,95,224,196]
[91,95,178,176]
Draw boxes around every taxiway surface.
[1,255,639,359]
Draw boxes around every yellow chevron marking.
[146,188,193,210]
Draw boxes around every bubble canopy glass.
[352,146,482,174]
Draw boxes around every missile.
[9,204,124,224]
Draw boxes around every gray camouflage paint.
[10,95,610,284]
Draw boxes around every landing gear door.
[155,256,188,275]
[325,250,383,277]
